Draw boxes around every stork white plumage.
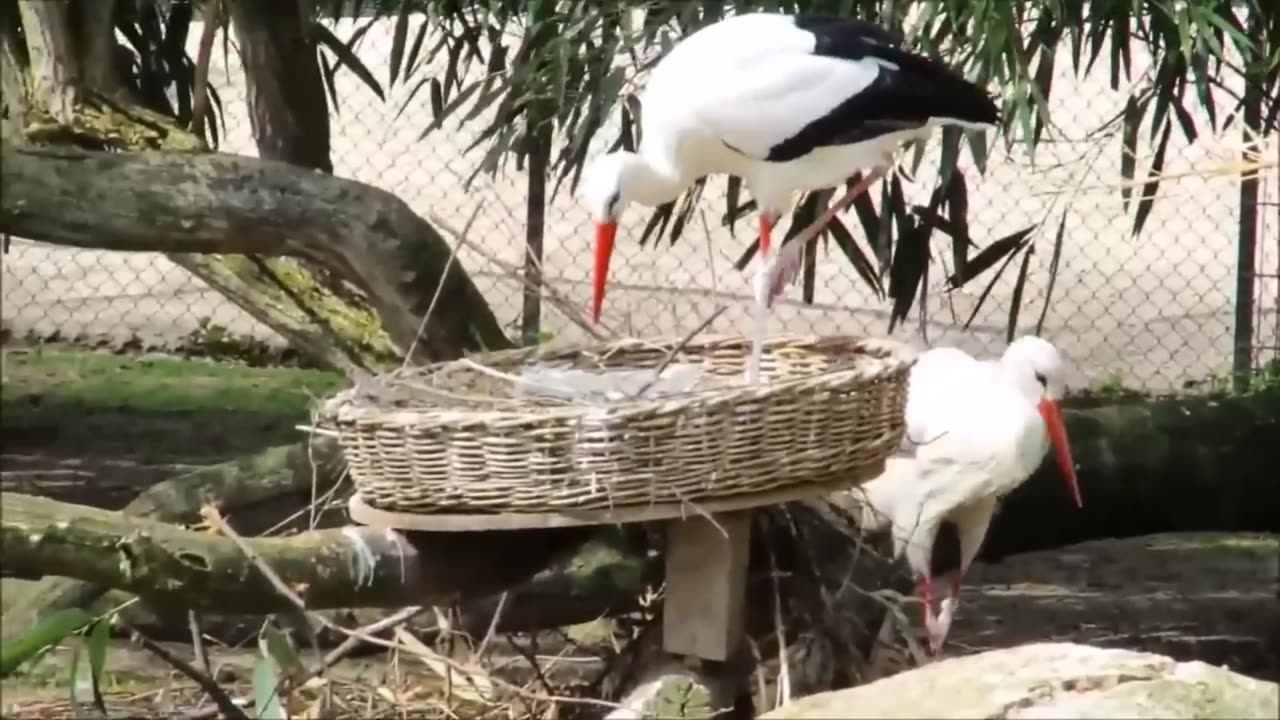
[579,12,1001,325]
[853,336,1083,658]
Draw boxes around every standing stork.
[853,336,1083,658]
[579,12,1000,325]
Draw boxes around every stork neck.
[996,356,1042,402]
[619,152,689,207]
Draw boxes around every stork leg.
[785,168,889,262]
[757,210,781,257]
[745,208,784,385]
[927,574,964,658]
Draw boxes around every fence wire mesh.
[1,18,1276,395]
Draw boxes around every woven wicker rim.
[320,334,916,427]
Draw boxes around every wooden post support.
[661,511,752,661]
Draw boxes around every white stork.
[852,336,1082,658]
[579,12,1001,324]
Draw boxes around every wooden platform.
[346,459,885,663]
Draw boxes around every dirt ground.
[2,348,1276,717]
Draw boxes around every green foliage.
[0,608,93,678]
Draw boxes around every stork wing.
[689,55,882,160]
[639,14,884,161]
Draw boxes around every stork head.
[1002,336,1081,508]
[580,152,687,324]
[580,152,634,325]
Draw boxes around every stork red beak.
[591,220,617,324]
[1037,396,1082,508]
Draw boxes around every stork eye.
[606,192,621,216]
[1034,372,1048,389]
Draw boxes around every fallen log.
[1,492,591,613]
[0,440,350,644]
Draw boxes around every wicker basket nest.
[317,334,916,515]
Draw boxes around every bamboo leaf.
[403,13,431,78]
[261,625,307,683]
[888,221,929,333]
[429,77,443,117]
[1190,50,1217,129]
[387,0,413,87]
[827,216,885,299]
[318,50,341,115]
[418,79,485,137]
[311,22,386,101]
[802,231,818,305]
[937,127,961,183]
[1120,94,1143,210]
[963,234,1030,330]
[966,128,990,174]
[1149,57,1179,142]
[725,175,743,235]
[1034,212,1069,334]
[847,173,884,265]
[1,608,93,677]
[667,179,707,246]
[1133,120,1173,236]
[639,203,677,248]
[1032,46,1056,145]
[948,169,971,274]
[252,648,285,720]
[1172,97,1197,142]
[947,225,1036,289]
[1006,243,1035,342]
[68,638,84,707]
[87,616,111,715]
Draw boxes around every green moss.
[2,346,344,416]
[25,91,204,152]
[213,255,401,367]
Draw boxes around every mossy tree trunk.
[2,0,513,373]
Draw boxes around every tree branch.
[0,144,511,361]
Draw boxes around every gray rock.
[761,642,1278,719]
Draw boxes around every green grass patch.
[2,346,345,416]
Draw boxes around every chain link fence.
[2,18,1276,395]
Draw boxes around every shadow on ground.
[951,532,1280,682]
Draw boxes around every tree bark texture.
[0,144,511,362]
